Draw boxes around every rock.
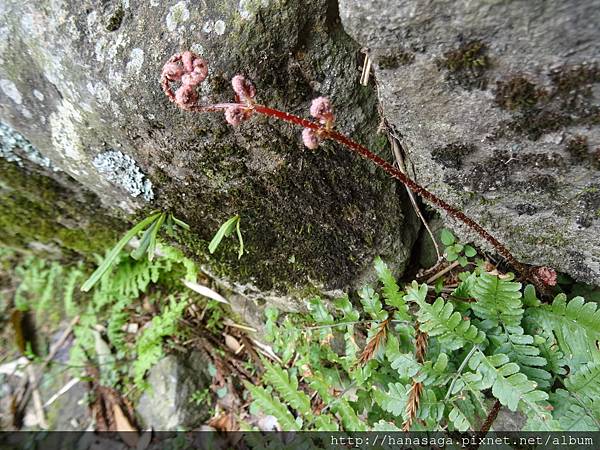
[339,0,600,284]
[136,352,211,430]
[493,408,526,431]
[0,0,419,304]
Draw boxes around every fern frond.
[564,360,600,407]
[536,335,568,377]
[468,351,545,411]
[107,297,130,352]
[406,282,484,351]
[449,404,473,432]
[358,285,387,321]
[262,359,312,418]
[386,334,420,379]
[377,382,409,417]
[357,318,389,366]
[313,414,339,431]
[494,326,551,389]
[471,273,523,328]
[332,398,367,431]
[133,295,188,389]
[308,297,333,324]
[526,294,600,370]
[63,266,83,317]
[519,390,561,431]
[374,257,409,320]
[403,382,423,431]
[244,382,299,430]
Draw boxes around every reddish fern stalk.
[161,51,536,277]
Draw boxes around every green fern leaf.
[526,294,600,371]
[564,360,600,407]
[471,273,523,328]
[494,326,551,388]
[449,404,472,431]
[63,266,83,317]
[308,297,334,324]
[313,414,339,431]
[377,382,409,417]
[536,335,568,377]
[407,282,484,350]
[358,285,387,321]
[262,359,312,418]
[374,257,409,319]
[468,351,543,412]
[520,390,561,431]
[244,382,299,431]
[333,399,367,431]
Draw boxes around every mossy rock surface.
[0,0,419,304]
[340,0,600,285]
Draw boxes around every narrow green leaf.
[236,217,244,259]
[81,213,162,292]
[146,213,166,261]
[208,215,239,254]
[171,215,190,230]
[130,214,162,260]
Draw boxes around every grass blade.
[208,215,239,254]
[236,218,244,259]
[147,213,166,261]
[130,216,161,260]
[81,213,162,292]
[171,215,190,230]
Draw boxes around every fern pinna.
[250,257,600,432]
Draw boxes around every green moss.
[431,142,476,169]
[0,159,123,257]
[105,5,124,32]
[437,40,489,90]
[494,76,542,110]
[377,50,415,70]
[565,135,589,163]
[496,64,600,141]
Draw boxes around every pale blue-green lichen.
[0,122,59,171]
[92,150,154,201]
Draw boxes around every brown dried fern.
[402,381,424,432]
[357,318,390,366]
[403,322,429,431]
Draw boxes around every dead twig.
[387,129,443,263]
[426,261,460,284]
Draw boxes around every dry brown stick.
[387,130,442,263]
[469,399,502,450]
[426,261,461,284]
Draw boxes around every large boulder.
[339,0,600,284]
[0,0,419,304]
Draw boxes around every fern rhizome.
[248,247,600,432]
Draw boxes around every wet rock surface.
[339,0,600,284]
[0,0,419,303]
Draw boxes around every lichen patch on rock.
[0,79,22,105]
[166,1,190,32]
[92,150,154,201]
[0,122,58,171]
